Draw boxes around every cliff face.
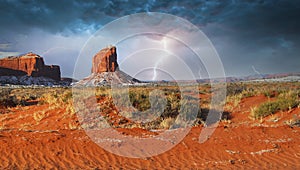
[0,52,61,81]
[91,46,119,73]
[76,46,140,86]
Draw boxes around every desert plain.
[0,82,299,169]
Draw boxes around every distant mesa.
[0,52,73,86]
[76,45,140,86]
[0,52,61,81]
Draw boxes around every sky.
[0,0,300,80]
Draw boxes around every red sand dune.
[0,96,300,169]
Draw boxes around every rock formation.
[91,46,119,73]
[76,46,140,86]
[0,52,61,81]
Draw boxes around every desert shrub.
[250,91,299,119]
[172,101,199,127]
[40,89,73,105]
[226,88,256,108]
[226,93,243,107]
[0,88,24,108]
[98,86,203,129]
[39,89,76,116]
[276,92,299,112]
[159,117,175,129]
[61,91,72,103]
[226,83,246,96]
[129,89,151,111]
[250,101,280,119]
[95,87,111,98]
[241,88,256,98]
[33,111,47,122]
[285,114,300,127]
[113,87,181,117]
[160,92,181,118]
[226,84,259,108]
[263,90,276,98]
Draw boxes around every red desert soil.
[0,96,300,169]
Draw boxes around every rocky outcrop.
[0,52,61,81]
[91,46,119,73]
[76,46,140,86]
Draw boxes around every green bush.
[263,91,275,98]
[251,91,299,119]
[250,101,279,119]
[129,89,151,111]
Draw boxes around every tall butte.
[91,46,119,73]
[76,45,139,85]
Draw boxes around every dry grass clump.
[159,117,175,129]
[0,88,28,108]
[226,83,259,109]
[0,88,18,108]
[33,110,47,122]
[285,114,300,127]
[95,86,111,98]
[3,87,65,108]
[250,91,300,119]
[129,88,151,111]
[39,88,75,116]
[40,89,72,105]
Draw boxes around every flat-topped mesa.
[91,46,119,73]
[0,52,61,81]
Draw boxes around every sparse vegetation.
[33,111,47,122]
[2,81,300,131]
[93,85,202,129]
[40,89,76,117]
[160,117,175,129]
[250,91,300,119]
[40,90,72,105]
[2,82,300,169]
[284,114,300,127]
[0,88,23,108]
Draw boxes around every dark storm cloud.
[0,0,299,77]
[2,0,298,35]
[207,0,300,75]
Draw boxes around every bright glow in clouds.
[117,34,198,81]
[114,31,210,81]
[152,37,168,81]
